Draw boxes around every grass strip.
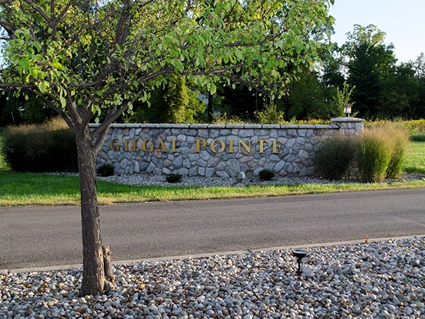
[1,171,424,207]
[404,141,425,174]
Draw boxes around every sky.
[329,0,425,63]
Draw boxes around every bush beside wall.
[314,136,358,180]
[314,124,410,182]
[2,118,78,172]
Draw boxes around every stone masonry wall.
[93,117,364,178]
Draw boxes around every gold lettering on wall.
[272,140,283,154]
[238,140,251,153]
[210,139,225,153]
[131,139,138,151]
[157,139,167,152]
[196,139,207,152]
[257,140,267,153]
[228,140,235,153]
[110,138,120,151]
[171,139,180,152]
[142,139,154,152]
[109,137,285,155]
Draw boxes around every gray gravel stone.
[1,237,424,318]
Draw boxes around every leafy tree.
[278,70,340,120]
[344,24,398,119]
[321,46,345,89]
[378,63,420,119]
[413,53,425,118]
[413,53,425,78]
[0,0,334,295]
[347,42,382,118]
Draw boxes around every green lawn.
[404,141,425,174]
[0,136,424,206]
[0,170,424,206]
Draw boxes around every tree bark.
[76,125,105,296]
[103,246,117,290]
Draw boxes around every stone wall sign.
[93,117,364,178]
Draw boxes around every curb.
[2,234,424,274]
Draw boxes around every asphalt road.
[1,188,424,270]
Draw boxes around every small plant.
[259,169,275,181]
[97,163,115,177]
[256,104,285,124]
[314,136,358,180]
[333,82,356,116]
[166,173,182,183]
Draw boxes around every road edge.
[2,234,424,274]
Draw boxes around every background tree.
[347,42,382,118]
[0,0,335,295]
[340,24,397,119]
[217,84,263,120]
[0,94,56,125]
[278,70,340,120]
[413,53,425,118]
[128,75,205,123]
[378,63,421,119]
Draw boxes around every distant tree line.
[1,23,424,126]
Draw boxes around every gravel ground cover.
[1,237,424,319]
[96,173,424,188]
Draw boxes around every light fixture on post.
[344,104,352,117]
[292,249,308,276]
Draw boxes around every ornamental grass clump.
[357,127,393,183]
[385,124,410,179]
[314,136,358,180]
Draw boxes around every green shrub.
[2,117,78,172]
[166,173,182,183]
[97,163,115,177]
[357,127,392,183]
[314,136,358,180]
[256,104,285,124]
[259,169,275,181]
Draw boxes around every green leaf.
[210,83,217,94]
[38,81,49,93]
[174,60,184,73]
[60,95,67,108]
[52,62,63,69]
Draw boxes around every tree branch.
[0,83,35,89]
[115,0,131,47]
[22,0,52,25]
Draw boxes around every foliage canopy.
[0,0,335,295]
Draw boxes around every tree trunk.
[103,246,117,290]
[76,125,105,296]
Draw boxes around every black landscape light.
[292,249,308,276]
